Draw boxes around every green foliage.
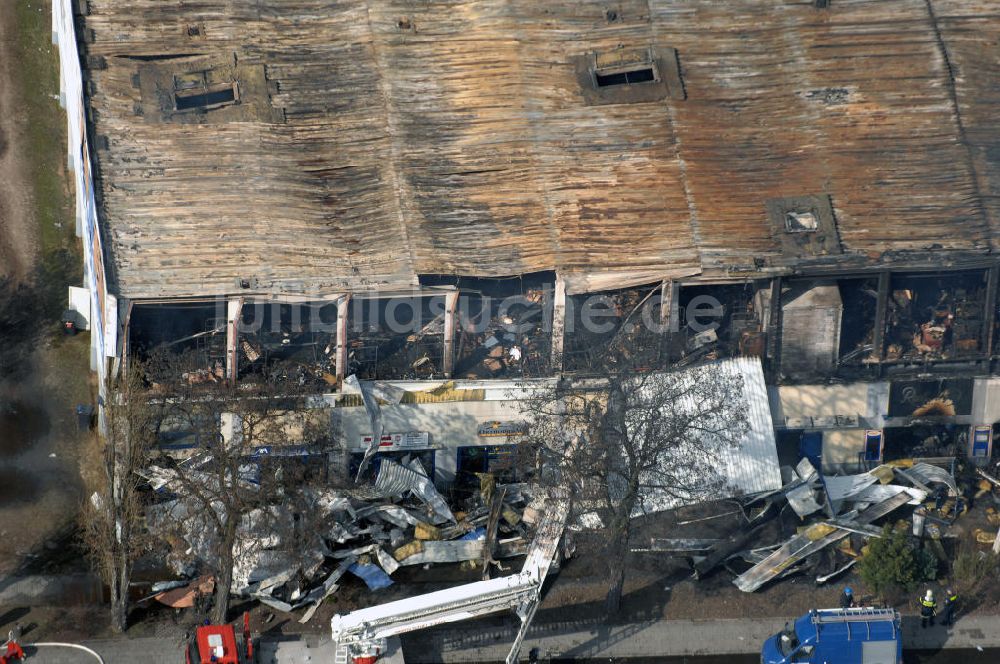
[952,536,1000,593]
[915,546,939,582]
[859,526,937,598]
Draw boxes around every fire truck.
[185,612,257,664]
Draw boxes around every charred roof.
[80,0,1000,299]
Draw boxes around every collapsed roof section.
[632,357,783,514]
[79,0,1000,299]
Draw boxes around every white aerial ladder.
[330,490,570,664]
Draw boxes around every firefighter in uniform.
[941,589,959,626]
[920,589,937,628]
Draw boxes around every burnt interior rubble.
[239,302,339,386]
[347,297,446,381]
[452,276,552,379]
[128,301,228,384]
[125,267,1000,389]
[884,271,987,363]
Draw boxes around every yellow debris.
[393,540,424,561]
[805,523,837,541]
[974,528,998,546]
[414,522,441,541]
[869,465,896,485]
[501,505,521,526]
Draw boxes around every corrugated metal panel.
[81,1,1000,298]
[724,357,784,497]
[633,357,782,514]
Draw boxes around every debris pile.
[144,455,544,619]
[238,308,337,386]
[564,286,666,371]
[455,288,549,378]
[349,310,445,381]
[885,283,984,361]
[643,458,973,593]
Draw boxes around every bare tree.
[147,352,333,623]
[80,365,155,633]
[519,355,750,614]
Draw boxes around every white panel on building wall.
[68,286,91,329]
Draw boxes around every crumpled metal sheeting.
[904,462,959,496]
[734,491,913,593]
[346,374,386,482]
[786,483,823,518]
[796,458,818,483]
[849,484,926,506]
[253,556,357,613]
[396,540,485,565]
[375,458,456,524]
[823,473,879,503]
[375,504,423,528]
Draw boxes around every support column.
[336,294,351,382]
[550,277,566,372]
[442,290,459,377]
[872,271,891,363]
[981,265,998,359]
[660,279,679,331]
[226,297,243,385]
[765,277,783,379]
[119,300,134,378]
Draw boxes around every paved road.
[402,614,1000,663]
[23,614,1000,662]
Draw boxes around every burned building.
[55,0,1000,482]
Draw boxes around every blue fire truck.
[761,607,902,664]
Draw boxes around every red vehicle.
[1,637,25,664]
[185,613,256,664]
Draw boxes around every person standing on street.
[941,589,958,626]
[920,589,937,628]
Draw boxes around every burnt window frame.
[766,194,842,257]
[172,69,239,113]
[784,209,820,233]
[575,45,685,106]
[591,50,660,89]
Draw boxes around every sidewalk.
[22,613,1000,662]
[402,614,1000,662]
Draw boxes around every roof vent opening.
[767,194,842,257]
[575,45,685,105]
[592,48,659,88]
[175,86,235,110]
[785,210,819,233]
[595,67,656,87]
[172,70,238,112]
